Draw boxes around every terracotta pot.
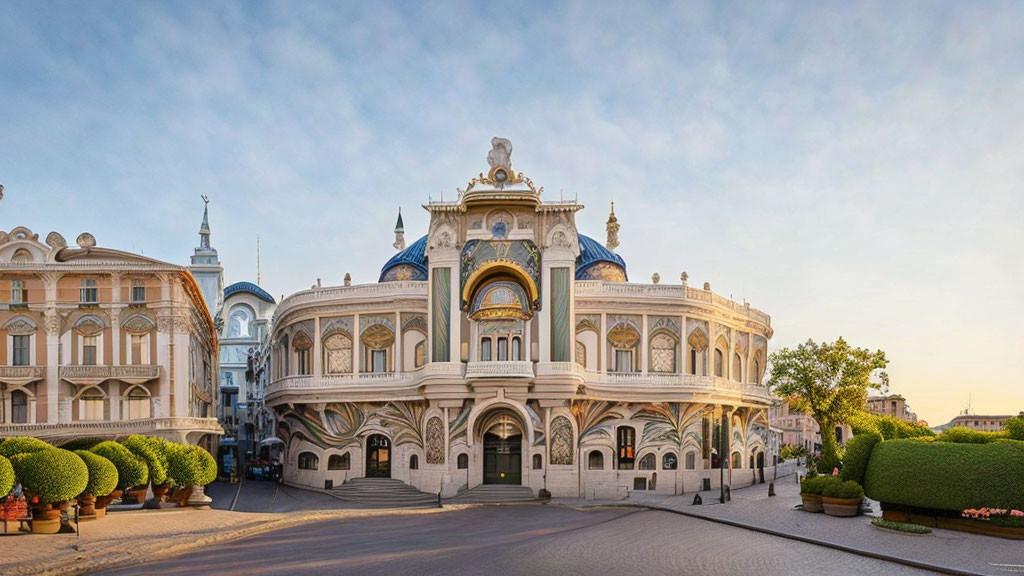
[78,494,97,520]
[800,493,823,513]
[31,504,62,534]
[151,483,170,501]
[94,506,106,519]
[174,486,194,507]
[95,491,119,510]
[822,496,861,517]
[125,487,149,505]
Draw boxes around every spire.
[393,207,406,251]
[605,201,620,251]
[199,195,211,250]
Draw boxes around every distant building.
[933,412,1021,433]
[769,400,852,454]
[0,226,221,448]
[188,197,224,316]
[866,393,917,423]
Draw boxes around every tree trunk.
[818,419,839,473]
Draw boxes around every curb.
[550,501,988,576]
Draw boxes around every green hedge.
[0,436,52,458]
[11,448,89,504]
[1005,415,1024,441]
[59,438,106,452]
[839,431,882,484]
[848,412,934,440]
[936,426,1008,444]
[166,444,217,487]
[121,435,168,485]
[800,476,840,495]
[91,441,148,490]
[823,479,864,499]
[864,439,1024,512]
[75,450,118,497]
[0,455,14,497]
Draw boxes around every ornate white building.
[268,140,776,498]
[0,226,222,447]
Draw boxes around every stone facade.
[267,141,777,498]
[0,226,222,447]
[866,394,918,423]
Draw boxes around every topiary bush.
[0,455,14,497]
[936,426,1008,444]
[0,436,52,458]
[10,448,88,505]
[801,476,840,495]
[848,412,934,440]
[1005,415,1024,441]
[823,480,864,500]
[59,438,105,452]
[839,431,882,485]
[165,444,217,487]
[121,435,168,485]
[74,450,118,498]
[864,439,1024,512]
[91,441,148,490]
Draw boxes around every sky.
[1,1,1022,426]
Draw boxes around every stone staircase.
[445,484,538,504]
[329,478,438,508]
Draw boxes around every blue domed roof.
[576,234,628,281]
[224,281,276,303]
[379,235,428,282]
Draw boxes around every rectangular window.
[12,335,30,366]
[124,396,151,420]
[11,393,28,424]
[497,337,508,361]
[80,397,104,421]
[11,280,24,304]
[131,281,146,303]
[131,335,143,365]
[83,336,97,365]
[481,338,492,362]
[617,426,636,469]
[372,349,387,373]
[80,279,98,303]
[615,349,632,373]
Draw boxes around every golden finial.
[605,201,620,251]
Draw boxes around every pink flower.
[1011,510,1024,518]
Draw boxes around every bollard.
[768,482,775,497]
[724,486,731,502]
[692,493,703,506]
[437,492,442,508]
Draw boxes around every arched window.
[638,453,656,470]
[228,307,253,338]
[123,387,151,420]
[588,450,604,470]
[11,390,28,424]
[731,452,742,469]
[687,330,708,376]
[409,454,419,470]
[685,451,696,470]
[714,349,724,377]
[607,322,640,373]
[323,332,353,374]
[512,337,522,361]
[497,337,508,361]
[662,452,678,470]
[328,453,350,470]
[616,426,636,469]
[293,333,313,375]
[414,341,427,368]
[532,454,542,470]
[298,452,319,470]
[457,453,469,469]
[733,353,743,382]
[79,390,104,421]
[480,337,492,361]
[650,333,677,373]
[280,335,289,377]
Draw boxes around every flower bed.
[881,504,1024,539]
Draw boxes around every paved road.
[93,504,940,576]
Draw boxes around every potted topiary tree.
[121,435,168,505]
[822,480,864,517]
[166,443,218,507]
[90,441,148,511]
[10,449,88,534]
[800,476,825,513]
[74,451,118,520]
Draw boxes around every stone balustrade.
[465,361,534,379]
[274,281,428,318]
[0,365,47,382]
[0,416,222,439]
[574,281,771,326]
[58,364,160,383]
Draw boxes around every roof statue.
[487,137,513,169]
[605,201,620,251]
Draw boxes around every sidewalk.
[0,501,470,576]
[553,474,1024,576]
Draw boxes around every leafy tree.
[767,337,888,472]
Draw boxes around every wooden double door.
[483,432,521,484]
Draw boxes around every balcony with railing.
[58,364,160,385]
[0,416,223,439]
[583,371,773,400]
[465,361,534,379]
[574,281,772,327]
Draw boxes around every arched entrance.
[365,434,391,478]
[480,411,523,485]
